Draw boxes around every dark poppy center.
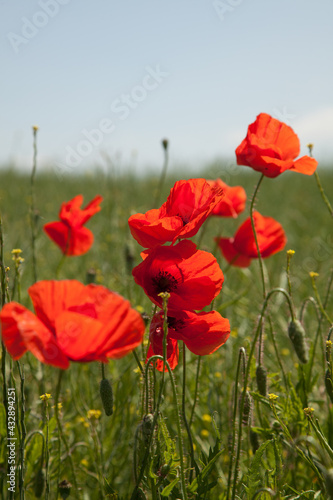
[152,271,178,294]
[176,213,190,226]
[167,316,185,331]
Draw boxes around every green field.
[0,162,333,499]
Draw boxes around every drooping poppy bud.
[100,378,114,416]
[288,319,309,364]
[256,365,268,397]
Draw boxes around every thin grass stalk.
[226,347,247,500]
[310,272,333,325]
[17,362,26,500]
[0,215,9,430]
[132,295,169,497]
[249,173,266,299]
[189,356,201,427]
[30,126,38,283]
[54,369,79,497]
[182,343,195,482]
[307,270,333,390]
[314,170,333,217]
[230,288,295,500]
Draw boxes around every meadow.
[0,144,333,499]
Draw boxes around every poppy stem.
[153,139,169,208]
[189,356,201,427]
[30,126,38,283]
[56,253,67,279]
[16,361,26,500]
[54,370,79,497]
[306,270,333,392]
[314,171,333,217]
[230,287,295,499]
[250,173,266,299]
[226,347,246,500]
[182,343,196,482]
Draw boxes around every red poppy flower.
[235,113,318,178]
[207,179,246,217]
[146,309,230,371]
[0,280,145,369]
[44,194,103,256]
[132,240,224,310]
[128,178,224,248]
[216,211,286,267]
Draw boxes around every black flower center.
[152,271,178,294]
[167,316,185,331]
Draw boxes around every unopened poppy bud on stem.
[161,138,169,151]
[256,365,268,397]
[99,378,114,416]
[34,468,45,498]
[288,319,309,364]
[58,480,72,500]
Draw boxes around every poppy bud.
[124,242,135,274]
[58,480,72,500]
[99,378,113,416]
[325,369,333,404]
[288,320,309,364]
[161,138,169,151]
[241,391,252,426]
[34,468,45,498]
[86,268,96,284]
[256,365,267,397]
[142,413,154,444]
[250,429,260,454]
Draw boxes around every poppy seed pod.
[256,365,268,397]
[100,378,114,416]
[34,468,45,498]
[250,429,260,454]
[288,320,309,364]
[242,391,252,426]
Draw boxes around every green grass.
[0,162,333,499]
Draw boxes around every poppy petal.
[29,280,89,333]
[215,237,252,268]
[169,310,230,355]
[0,302,69,369]
[236,113,317,177]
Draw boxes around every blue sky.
[1,0,333,175]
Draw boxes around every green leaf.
[188,449,223,494]
[160,477,179,497]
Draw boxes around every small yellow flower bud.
[87,409,101,420]
[304,407,314,417]
[307,143,314,154]
[40,393,51,401]
[287,249,295,256]
[268,393,278,401]
[32,125,39,132]
[309,271,319,278]
[202,414,212,423]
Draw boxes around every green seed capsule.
[256,365,267,397]
[325,369,333,404]
[34,468,45,498]
[250,429,260,454]
[100,378,114,416]
[58,480,72,500]
[288,320,309,364]
[242,391,252,426]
